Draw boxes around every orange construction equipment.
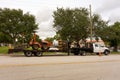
[29,33,52,50]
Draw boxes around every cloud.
[94,0,120,24]
[36,7,53,23]
[108,10,120,24]
[38,19,55,32]
[35,8,56,39]
[96,0,120,13]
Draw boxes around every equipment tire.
[32,44,39,50]
[80,51,86,56]
[41,45,49,50]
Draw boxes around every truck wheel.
[35,51,42,57]
[32,44,39,50]
[96,53,99,55]
[80,51,86,56]
[104,50,110,55]
[74,52,79,55]
[24,51,32,57]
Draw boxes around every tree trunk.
[113,45,118,52]
[13,37,17,48]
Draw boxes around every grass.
[111,51,120,54]
[0,46,9,54]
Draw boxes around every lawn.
[111,51,120,54]
[0,46,9,54]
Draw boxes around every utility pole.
[89,5,93,43]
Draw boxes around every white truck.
[71,41,110,56]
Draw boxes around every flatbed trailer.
[23,49,70,57]
[71,47,93,55]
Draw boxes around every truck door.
[93,43,100,53]
[99,45,105,52]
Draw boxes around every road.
[0,54,120,80]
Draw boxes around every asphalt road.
[0,54,120,80]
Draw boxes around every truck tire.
[104,50,110,55]
[80,51,86,56]
[32,44,39,50]
[74,52,79,55]
[24,51,32,57]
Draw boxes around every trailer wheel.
[24,51,32,57]
[80,51,86,56]
[74,52,79,55]
[35,51,42,57]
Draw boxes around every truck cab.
[93,43,110,55]
[70,41,110,56]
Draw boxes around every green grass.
[111,51,120,54]
[0,46,9,54]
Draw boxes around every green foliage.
[92,14,109,38]
[53,34,61,40]
[53,8,89,41]
[0,32,12,43]
[109,22,120,51]
[0,8,38,46]
[96,21,120,51]
[36,34,42,42]
[111,22,120,40]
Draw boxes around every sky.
[0,0,120,39]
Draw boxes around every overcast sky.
[0,0,120,39]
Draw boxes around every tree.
[92,14,108,38]
[53,34,61,40]
[109,22,120,51]
[0,32,12,43]
[92,14,109,39]
[0,8,38,46]
[53,8,89,41]
[97,21,120,52]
